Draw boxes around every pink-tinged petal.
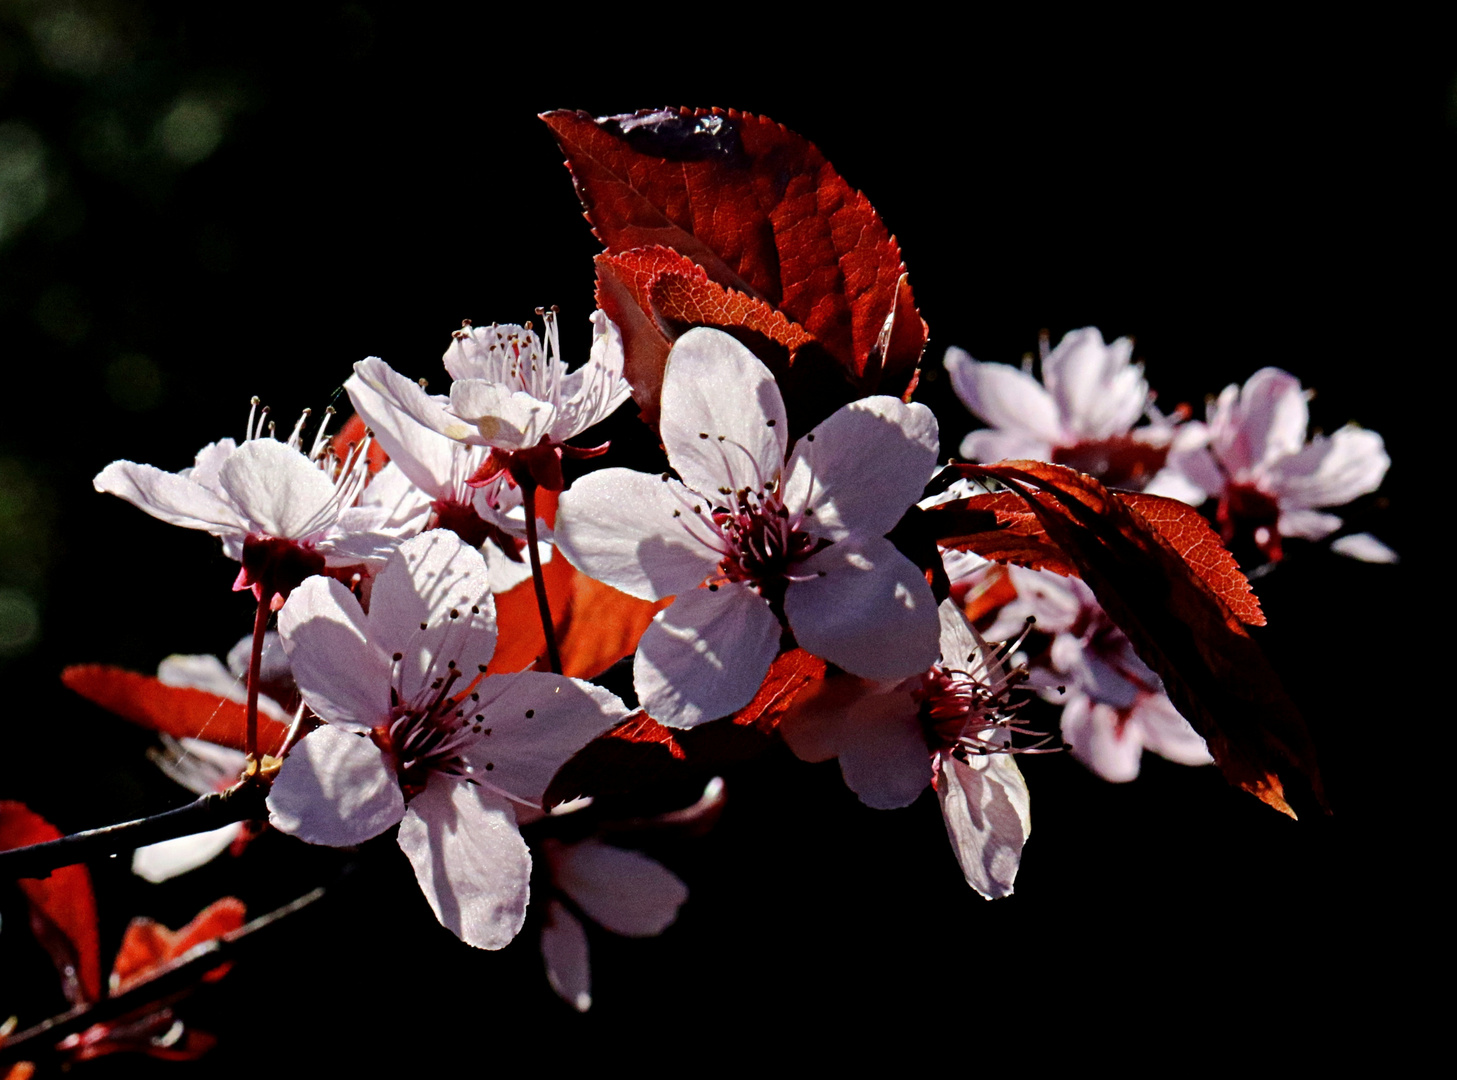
[396,780,530,950]
[216,439,338,539]
[319,522,402,570]
[1161,441,1225,501]
[541,900,592,1012]
[937,598,982,671]
[1277,508,1343,541]
[366,533,496,700]
[359,462,434,537]
[937,750,1030,900]
[93,460,246,534]
[483,542,537,594]
[449,380,556,451]
[354,356,477,443]
[267,725,405,845]
[1060,693,1143,782]
[1141,466,1208,506]
[461,673,629,803]
[551,839,688,936]
[1330,532,1399,564]
[958,427,1055,465]
[1131,694,1213,767]
[279,576,391,732]
[132,824,241,883]
[1270,424,1389,509]
[634,584,781,730]
[346,371,466,500]
[827,690,932,809]
[785,537,939,681]
[660,328,788,498]
[442,323,527,384]
[1041,328,1146,441]
[782,397,939,541]
[943,347,1063,444]
[1215,368,1308,475]
[555,469,721,601]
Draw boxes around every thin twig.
[1,885,326,1057]
[521,480,563,674]
[0,783,267,881]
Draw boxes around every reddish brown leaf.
[61,666,288,757]
[545,108,925,420]
[958,563,1019,625]
[0,801,103,1006]
[727,648,827,735]
[959,461,1319,817]
[929,491,1082,578]
[110,897,247,997]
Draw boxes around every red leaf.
[544,108,925,421]
[334,412,390,476]
[486,546,667,680]
[929,491,1082,578]
[0,801,103,1006]
[61,666,288,757]
[110,897,247,997]
[960,461,1319,817]
[726,648,826,735]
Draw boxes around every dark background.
[0,5,1445,1072]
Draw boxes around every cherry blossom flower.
[345,368,552,593]
[553,327,942,729]
[1157,367,1392,562]
[265,531,628,949]
[93,404,400,597]
[945,328,1191,492]
[781,601,1032,899]
[351,309,631,490]
[982,565,1212,782]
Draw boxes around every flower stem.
[520,480,562,675]
[245,586,276,761]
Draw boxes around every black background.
[0,5,1445,1073]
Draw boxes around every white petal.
[217,439,339,539]
[267,725,405,846]
[1131,694,1213,767]
[937,750,1030,900]
[461,673,629,803]
[1271,424,1389,509]
[634,584,782,730]
[184,439,238,492]
[958,427,1055,465]
[132,824,240,883]
[784,536,939,681]
[1041,328,1146,440]
[449,380,557,451]
[354,356,478,444]
[279,575,391,732]
[1277,508,1343,541]
[93,460,246,534]
[943,347,1063,444]
[555,469,722,601]
[346,370,464,500]
[1215,368,1308,475]
[1330,532,1399,563]
[660,328,788,499]
[366,533,496,700]
[784,686,931,809]
[553,310,632,441]
[396,779,531,950]
[551,839,688,936]
[1059,693,1143,782]
[541,901,592,1012]
[782,397,938,541]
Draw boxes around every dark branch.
[1,885,326,1058]
[0,782,268,881]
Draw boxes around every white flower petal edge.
[132,824,241,884]
[267,725,407,846]
[397,779,531,951]
[634,584,782,730]
[937,751,1030,900]
[278,575,391,733]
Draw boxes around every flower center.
[917,624,1056,759]
[374,659,489,800]
[714,487,821,589]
